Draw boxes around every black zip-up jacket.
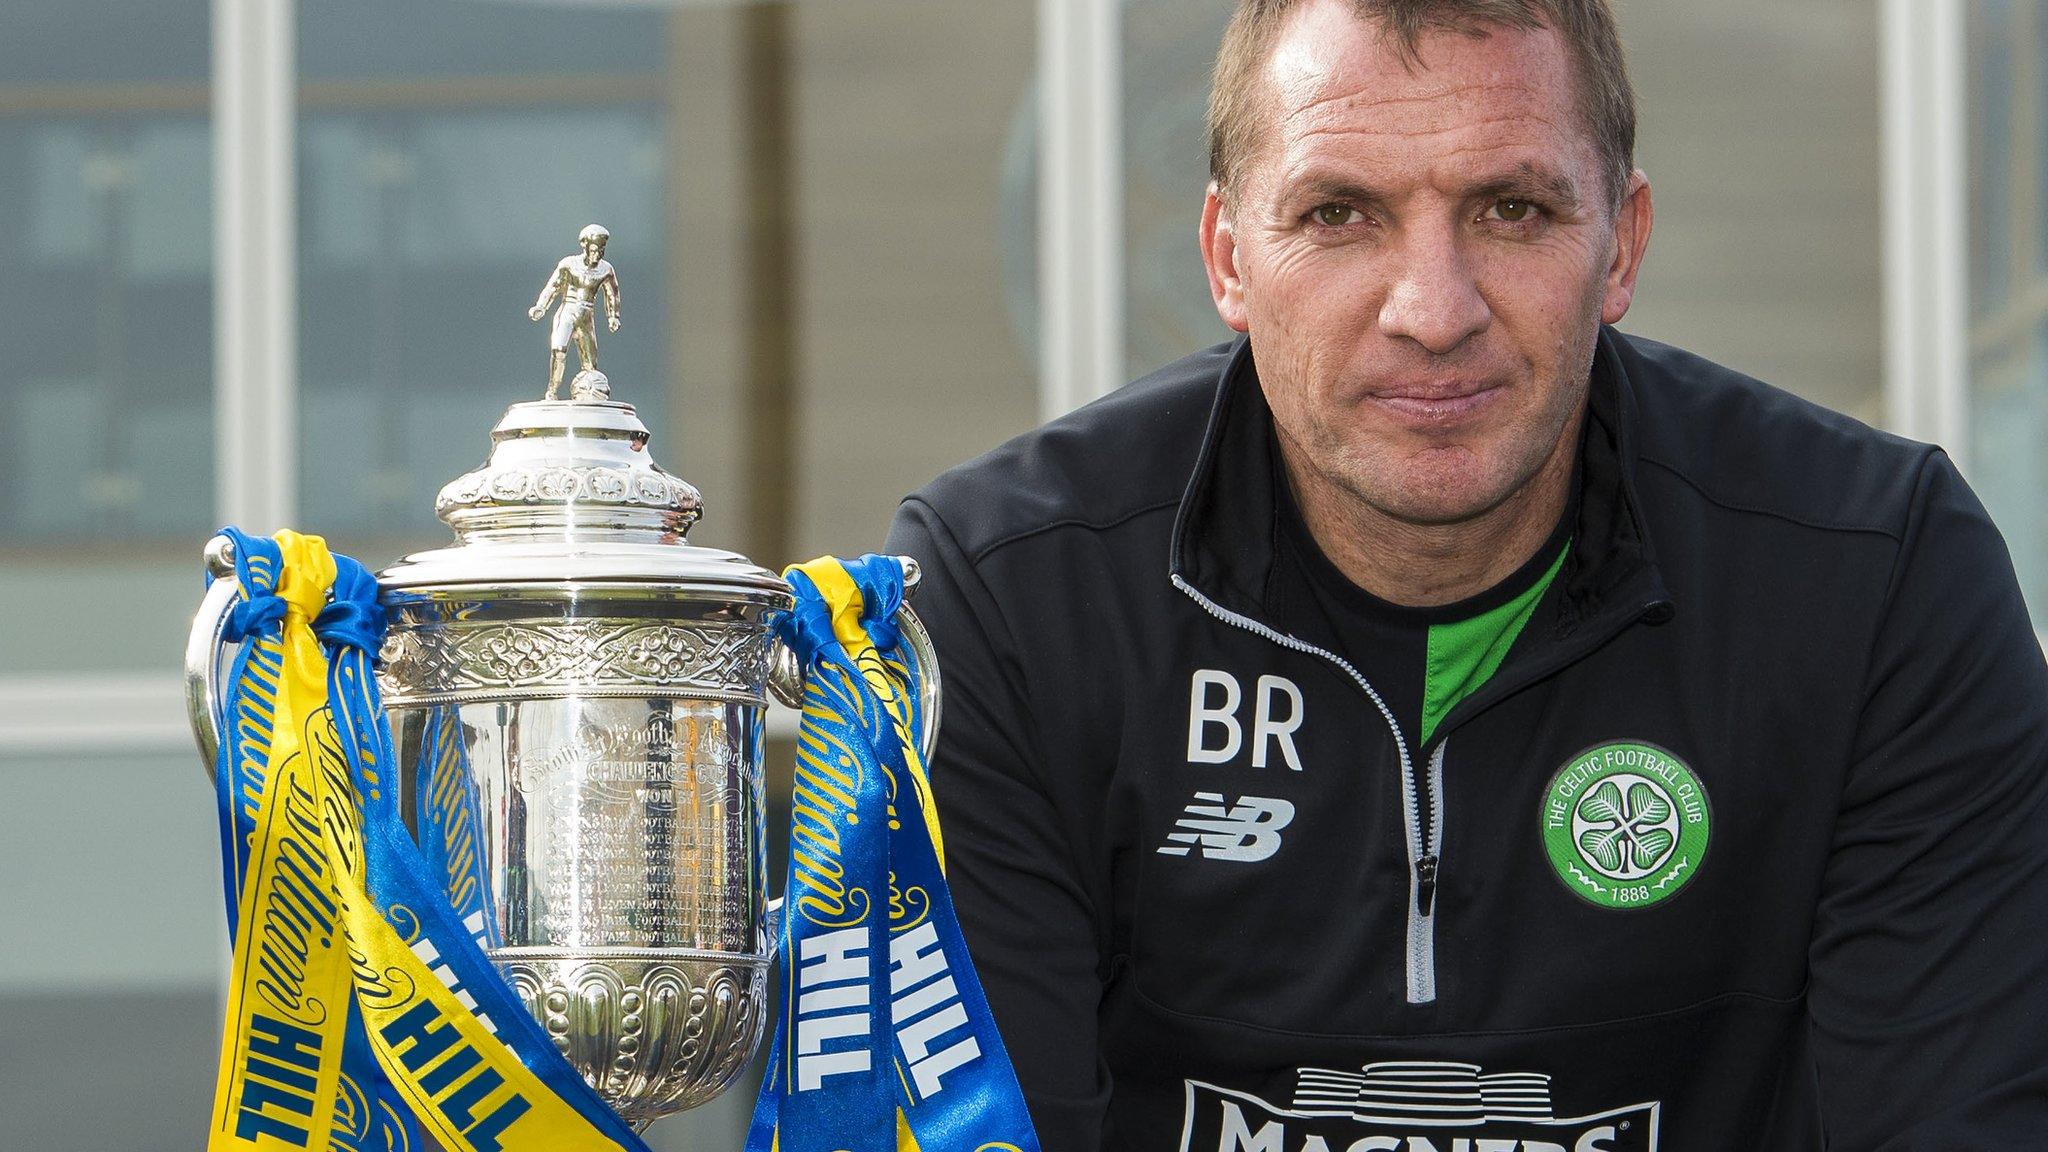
[883,329,2048,1151]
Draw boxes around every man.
[528,223,622,399]
[885,1,2048,1149]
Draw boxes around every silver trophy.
[185,227,938,1131]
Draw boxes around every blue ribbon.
[208,528,418,1152]
[748,555,1041,1152]
[208,530,656,1152]
[318,553,659,1152]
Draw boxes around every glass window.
[1972,0,2016,316]
[299,0,1040,579]
[781,1,1039,558]
[1622,4,1883,423]
[2036,0,2048,283]
[1967,0,2048,620]
[297,1,672,558]
[0,0,215,671]
[1121,0,1237,379]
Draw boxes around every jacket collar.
[1168,327,1671,638]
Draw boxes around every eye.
[1490,198,1537,223]
[1310,203,1362,228]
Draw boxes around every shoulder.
[596,260,617,277]
[1614,329,1937,539]
[901,340,1235,562]
[555,256,580,271]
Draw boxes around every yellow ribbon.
[798,560,945,869]
[209,533,353,1150]
[783,559,947,1152]
[209,532,639,1151]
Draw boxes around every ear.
[1201,182,1251,333]
[1600,170,1653,325]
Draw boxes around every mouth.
[1366,381,1505,425]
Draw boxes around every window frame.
[1883,0,1971,457]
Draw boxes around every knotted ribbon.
[746,555,1039,1152]
[204,528,657,1152]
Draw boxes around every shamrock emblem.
[1573,776,1679,880]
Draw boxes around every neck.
[1281,415,1581,608]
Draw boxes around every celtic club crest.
[1541,741,1710,908]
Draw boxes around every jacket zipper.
[1410,741,1446,1003]
[1172,573,1444,1005]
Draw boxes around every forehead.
[1254,1,1591,188]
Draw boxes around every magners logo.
[1181,1061,1660,1152]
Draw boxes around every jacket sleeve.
[887,495,1113,1151]
[1808,450,2048,1149]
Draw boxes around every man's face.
[583,237,604,264]
[1201,1,1650,527]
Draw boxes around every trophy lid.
[378,395,789,602]
[379,228,789,605]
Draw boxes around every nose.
[1377,226,1492,356]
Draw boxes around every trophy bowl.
[372,397,789,1123]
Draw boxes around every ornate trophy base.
[498,948,768,1127]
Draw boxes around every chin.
[1351,456,1522,527]
[1376,488,1504,527]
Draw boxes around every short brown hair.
[1206,0,1636,209]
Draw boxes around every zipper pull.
[1415,854,1439,917]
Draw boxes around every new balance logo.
[1157,793,1296,862]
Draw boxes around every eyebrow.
[1283,174,1393,212]
[1468,163,1584,212]
[1280,161,1584,214]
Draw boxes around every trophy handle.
[186,535,242,780]
[769,555,943,769]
